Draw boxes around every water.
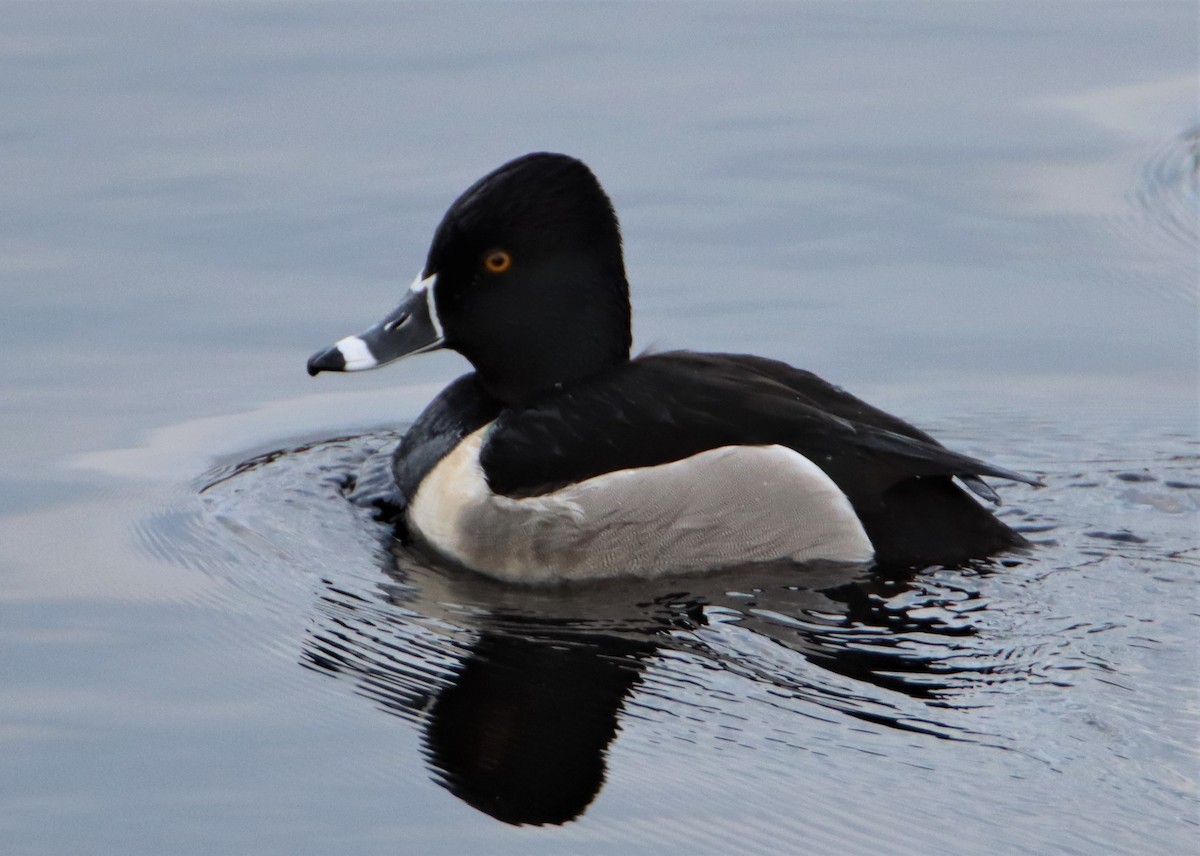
[1,3,1196,854]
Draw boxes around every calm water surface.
[1,3,1196,854]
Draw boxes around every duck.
[308,152,1039,583]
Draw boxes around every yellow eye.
[483,250,512,274]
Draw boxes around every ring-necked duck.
[308,152,1039,583]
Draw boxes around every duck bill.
[307,273,444,375]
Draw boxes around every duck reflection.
[300,542,997,826]
[421,628,654,825]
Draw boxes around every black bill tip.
[307,346,346,376]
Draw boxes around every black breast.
[391,373,501,510]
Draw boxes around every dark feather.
[475,351,1037,566]
[391,374,499,510]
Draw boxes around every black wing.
[704,352,1023,502]
[482,351,1037,507]
[481,352,1038,567]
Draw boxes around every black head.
[307,153,632,407]
[427,153,631,403]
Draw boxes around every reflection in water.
[298,523,1013,825]
[186,432,1101,826]
[422,631,651,826]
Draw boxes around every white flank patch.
[409,427,874,584]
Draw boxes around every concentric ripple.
[130,420,1199,830]
[1126,127,1199,304]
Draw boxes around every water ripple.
[1126,127,1199,304]
[130,425,1198,831]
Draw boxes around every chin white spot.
[334,335,379,371]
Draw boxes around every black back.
[475,352,1036,567]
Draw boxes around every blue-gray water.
[1,3,1196,854]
